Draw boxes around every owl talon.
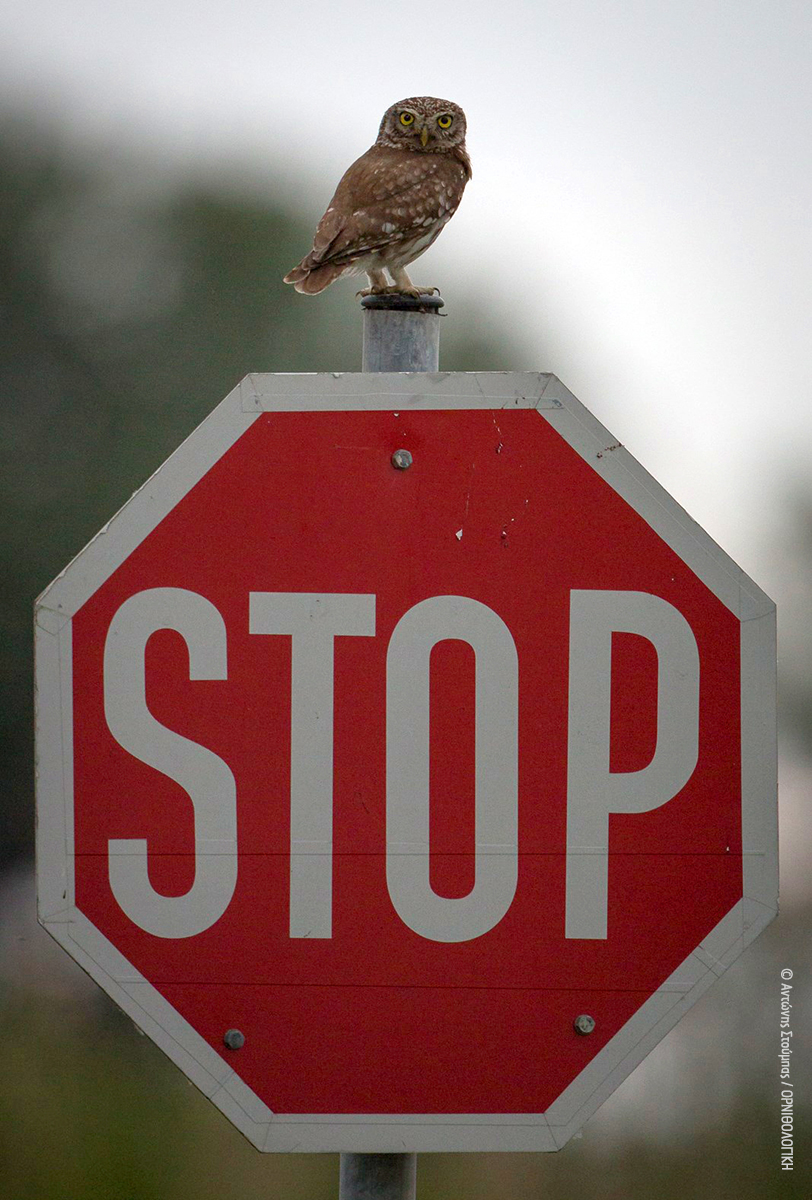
[356,285,438,299]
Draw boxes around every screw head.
[223,1028,245,1050]
[574,1014,596,1036]
[391,448,413,470]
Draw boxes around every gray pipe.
[337,290,442,1200]
[338,1152,417,1200]
[361,293,443,372]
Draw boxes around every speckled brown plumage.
[283,97,471,297]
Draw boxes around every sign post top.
[360,291,444,373]
[36,370,777,1154]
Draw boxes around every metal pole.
[339,1153,417,1200]
[361,293,443,372]
[337,291,442,1200]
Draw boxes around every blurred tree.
[0,112,522,869]
[2,895,809,1197]
[1,106,808,1200]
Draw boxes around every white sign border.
[36,372,777,1153]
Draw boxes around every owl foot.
[397,285,439,299]
[356,285,439,299]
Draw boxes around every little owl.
[283,97,471,298]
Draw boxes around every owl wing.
[303,146,468,270]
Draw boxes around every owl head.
[376,96,467,153]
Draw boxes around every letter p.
[565,590,700,939]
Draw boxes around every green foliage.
[0,986,336,1200]
[2,893,808,1197]
[3,109,807,1199]
[0,113,520,868]
[1,971,808,1199]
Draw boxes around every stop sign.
[36,372,777,1152]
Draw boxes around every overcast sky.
[5,0,811,850]
[4,0,809,844]
[4,1,812,560]
[3,0,810,1146]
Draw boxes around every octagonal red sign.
[36,372,777,1152]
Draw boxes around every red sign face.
[36,374,777,1152]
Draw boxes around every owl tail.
[283,261,343,294]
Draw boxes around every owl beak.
[419,125,429,148]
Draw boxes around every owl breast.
[381,213,451,268]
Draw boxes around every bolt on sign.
[36,373,777,1152]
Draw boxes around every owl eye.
[437,114,453,129]
[399,112,415,126]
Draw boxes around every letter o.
[386,595,519,942]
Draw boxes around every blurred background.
[1,0,810,1195]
